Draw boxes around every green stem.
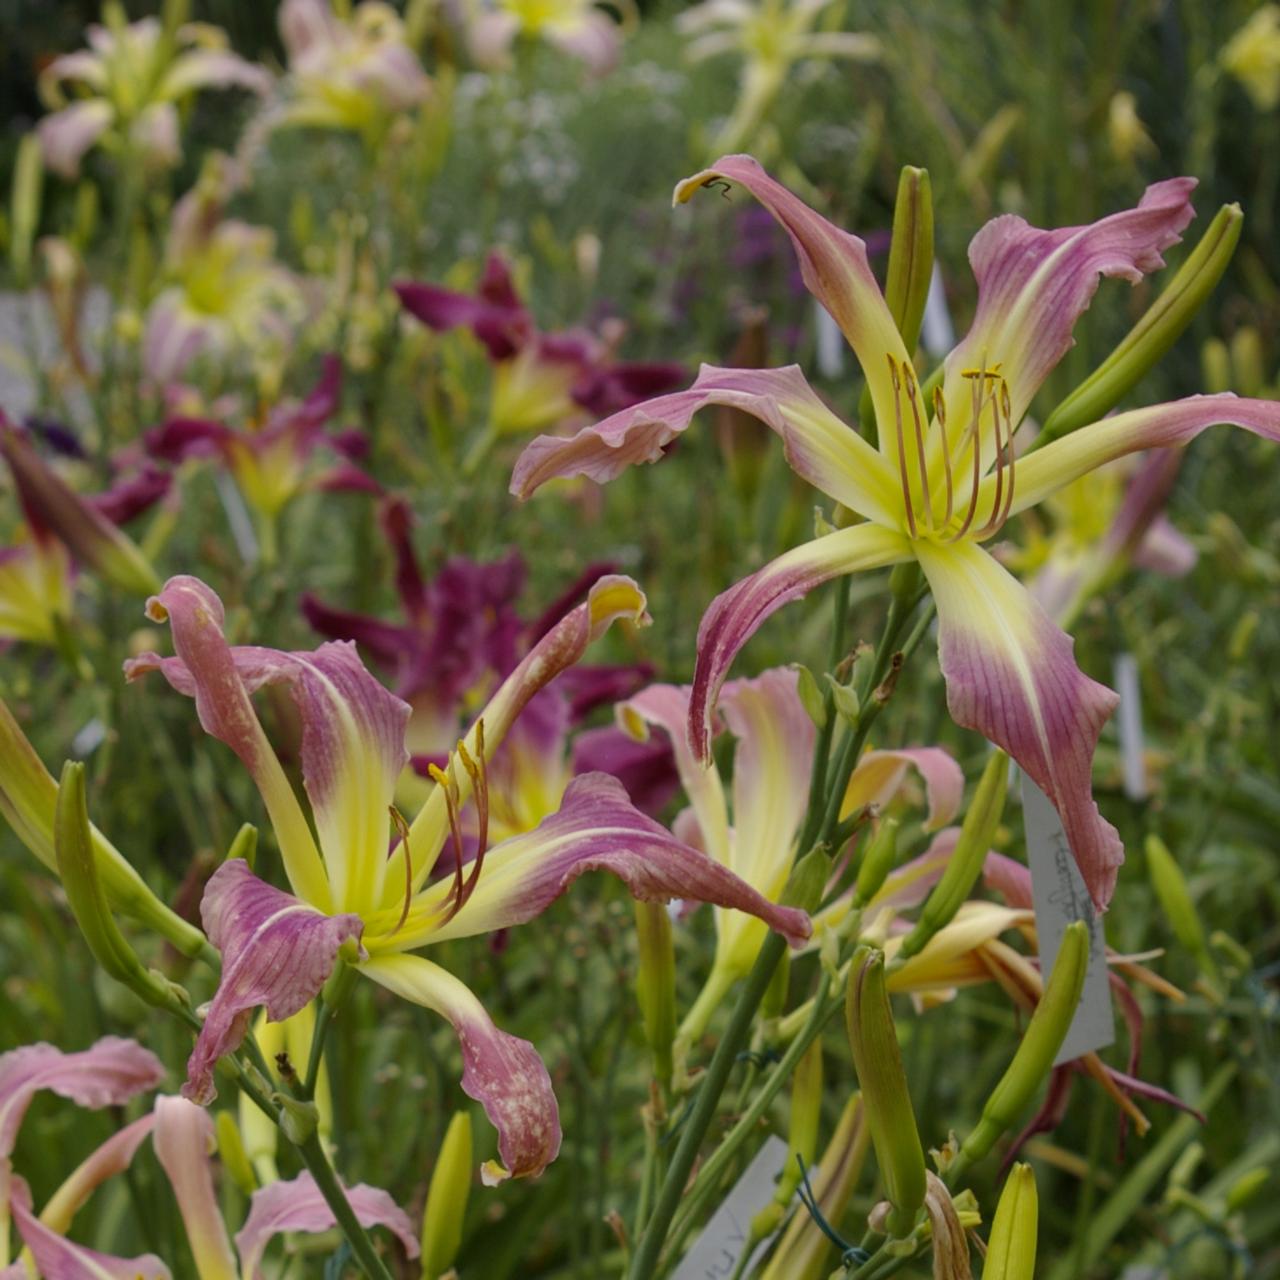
[799,576,854,846]
[295,1133,397,1280]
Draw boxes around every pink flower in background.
[467,0,629,76]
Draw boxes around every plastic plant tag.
[1021,775,1114,1064]
[1114,652,1149,802]
[813,300,845,378]
[920,262,956,357]
[673,1135,789,1280]
[214,471,259,565]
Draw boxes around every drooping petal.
[153,1098,237,1280]
[184,860,364,1105]
[88,464,172,526]
[843,746,965,831]
[571,360,689,418]
[372,773,810,951]
[360,953,560,1184]
[945,179,1197,433]
[6,1173,171,1279]
[158,47,272,100]
[983,851,1034,909]
[36,101,114,179]
[512,363,900,524]
[673,156,911,434]
[689,524,911,761]
[394,254,532,361]
[1005,394,1280,517]
[0,1038,164,1158]
[915,540,1122,908]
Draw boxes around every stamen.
[427,761,467,922]
[977,375,1006,536]
[388,805,414,936]
[950,361,986,541]
[933,386,953,527]
[454,724,490,917]
[998,378,1016,530]
[886,354,918,539]
[903,366,932,531]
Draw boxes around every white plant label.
[1114,652,1149,802]
[813,301,845,378]
[1021,775,1114,1064]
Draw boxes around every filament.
[903,365,932,531]
[950,361,986,541]
[887,354,918,539]
[388,805,414,936]
[933,386,954,527]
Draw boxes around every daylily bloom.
[616,666,962,1045]
[35,8,269,179]
[143,156,307,388]
[1220,4,1280,112]
[513,154,1280,909]
[396,253,686,440]
[678,0,880,156]
[126,574,808,1183]
[262,0,431,141]
[146,355,375,556]
[467,0,631,76]
[303,497,675,828]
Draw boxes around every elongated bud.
[215,1111,258,1195]
[846,947,926,1236]
[760,1095,869,1280]
[783,846,831,914]
[791,663,827,730]
[1038,204,1243,447]
[898,752,1007,959]
[984,1163,1037,1279]
[9,134,43,287]
[421,1111,473,1280]
[961,921,1089,1164]
[635,900,676,1088]
[824,674,860,727]
[1145,834,1218,982]
[752,1040,824,1239]
[854,818,899,906]
[226,822,258,868]
[860,168,934,445]
[54,761,188,1014]
[1230,326,1264,398]
[1201,337,1232,393]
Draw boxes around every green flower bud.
[54,761,189,1015]
[421,1111,473,1280]
[1230,326,1265,398]
[8,134,42,288]
[1224,1166,1270,1214]
[846,948,926,1237]
[1145,834,1219,985]
[635,899,676,1088]
[889,560,924,605]
[984,1163,1038,1279]
[1201,337,1232,393]
[854,818,899,907]
[791,663,827,730]
[961,921,1089,1165]
[782,846,832,915]
[274,1093,320,1147]
[215,1111,258,1196]
[1037,203,1243,447]
[823,673,861,727]
[752,1039,823,1239]
[226,822,258,869]
[898,751,1007,959]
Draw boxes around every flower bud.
[961,920,1089,1164]
[791,663,827,730]
[782,846,831,915]
[1201,337,1232,393]
[846,947,926,1237]
[54,761,189,1015]
[226,822,258,869]
[1038,203,1243,447]
[8,134,43,287]
[824,674,861,727]
[752,1039,824,1240]
[898,751,1007,959]
[635,899,676,1088]
[889,560,923,605]
[1145,834,1218,984]
[984,1163,1038,1279]
[854,817,899,907]
[273,1093,319,1147]
[215,1111,258,1195]
[421,1111,473,1280]
[1230,326,1265,398]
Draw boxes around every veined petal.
[0,1038,163,1158]
[983,851,1034,909]
[673,156,911,437]
[689,524,911,761]
[235,1171,417,1279]
[512,363,900,524]
[1005,394,1280,517]
[945,178,1197,434]
[371,773,810,950]
[568,725,679,816]
[124,576,331,909]
[36,101,114,179]
[360,953,561,1184]
[843,746,964,831]
[184,861,364,1105]
[915,540,1122,908]
[153,1098,237,1280]
[616,683,732,867]
[7,1174,170,1279]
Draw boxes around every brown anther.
[903,366,933,530]
[933,386,954,526]
[887,354,918,539]
[388,805,414,936]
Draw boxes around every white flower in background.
[467,0,634,77]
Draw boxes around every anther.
[886,354,918,539]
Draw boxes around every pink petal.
[235,1171,418,1278]
[184,861,364,1104]
[36,101,114,179]
[33,1115,157,1236]
[0,1038,163,1158]
[847,746,965,831]
[544,10,621,74]
[982,851,1033,909]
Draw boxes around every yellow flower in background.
[1220,4,1280,111]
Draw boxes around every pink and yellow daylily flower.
[513,155,1280,909]
[617,666,961,1046]
[126,574,808,1183]
[467,0,632,76]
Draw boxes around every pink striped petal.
[184,861,364,1105]
[982,851,1033,909]
[689,524,911,761]
[235,1171,416,1277]
[947,179,1197,428]
[673,155,910,434]
[512,363,898,524]
[36,101,114,179]
[0,1038,163,1158]
[845,746,964,831]
[915,540,1122,909]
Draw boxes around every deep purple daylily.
[396,253,687,438]
[512,154,1280,910]
[125,574,808,1183]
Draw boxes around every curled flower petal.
[36,101,114,179]
[983,851,1034,909]
[0,1038,164,1158]
[844,746,965,831]
[184,861,364,1104]
[360,952,560,1184]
